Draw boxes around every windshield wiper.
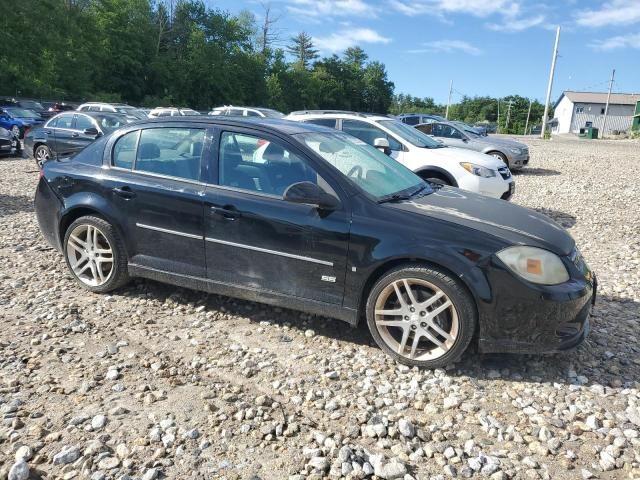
[378,184,430,204]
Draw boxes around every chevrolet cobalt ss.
[34,117,595,368]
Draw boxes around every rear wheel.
[366,265,476,368]
[35,145,51,167]
[63,216,129,293]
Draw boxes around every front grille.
[498,167,511,180]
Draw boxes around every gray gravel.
[1,137,639,479]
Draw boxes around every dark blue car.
[0,107,45,139]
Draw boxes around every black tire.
[419,172,451,187]
[63,215,129,293]
[34,144,51,167]
[488,151,509,168]
[365,264,476,368]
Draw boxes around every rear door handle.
[210,206,241,220]
[112,186,136,199]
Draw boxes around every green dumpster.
[578,127,598,139]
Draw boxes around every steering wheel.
[347,165,363,179]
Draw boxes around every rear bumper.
[35,176,63,250]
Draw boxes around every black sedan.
[34,117,595,368]
[25,111,132,166]
[0,127,17,156]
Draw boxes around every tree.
[286,32,318,70]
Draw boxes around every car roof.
[121,116,331,135]
[288,111,391,122]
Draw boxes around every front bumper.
[505,150,530,169]
[477,261,595,354]
[457,173,514,201]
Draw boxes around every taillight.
[38,168,44,180]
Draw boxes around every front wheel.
[366,265,476,368]
[11,125,20,139]
[488,151,509,167]
[63,216,129,293]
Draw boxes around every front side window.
[297,131,429,200]
[342,120,403,151]
[219,132,321,196]
[133,128,204,180]
[75,115,95,131]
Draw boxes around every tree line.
[0,0,544,134]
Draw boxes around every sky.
[210,0,640,104]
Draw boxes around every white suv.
[286,111,515,200]
[209,106,285,118]
[148,107,200,117]
[77,102,147,120]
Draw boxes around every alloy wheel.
[35,147,50,166]
[11,125,20,138]
[374,278,459,361]
[66,224,114,287]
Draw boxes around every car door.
[436,123,471,150]
[203,127,351,305]
[341,119,406,163]
[50,113,76,156]
[69,114,100,153]
[107,125,208,276]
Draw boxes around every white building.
[552,91,640,135]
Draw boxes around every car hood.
[422,145,506,169]
[390,187,575,255]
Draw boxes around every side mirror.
[83,127,100,137]
[374,137,391,156]
[283,181,339,210]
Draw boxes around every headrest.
[138,143,160,160]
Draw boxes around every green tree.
[286,32,318,70]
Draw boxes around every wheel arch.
[356,256,484,328]
[58,199,126,252]
[415,167,458,187]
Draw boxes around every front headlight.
[509,147,522,154]
[496,246,570,285]
[460,162,496,178]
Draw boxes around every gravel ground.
[1,137,639,480]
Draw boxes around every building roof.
[555,91,640,108]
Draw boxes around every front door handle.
[210,206,241,220]
[71,132,79,138]
[112,186,136,199]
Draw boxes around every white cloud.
[487,14,545,32]
[286,0,374,20]
[576,0,640,27]
[589,32,640,50]
[314,28,391,52]
[387,0,545,31]
[408,39,482,55]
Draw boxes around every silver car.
[415,121,530,170]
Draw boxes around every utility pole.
[524,99,532,135]
[541,26,561,139]
[497,99,500,134]
[445,80,453,119]
[505,101,513,130]
[602,69,615,138]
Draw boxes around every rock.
[599,451,616,471]
[53,445,81,465]
[308,457,330,471]
[8,460,29,480]
[91,414,107,430]
[141,468,159,480]
[15,446,33,461]
[374,460,407,480]
[398,419,415,438]
[97,456,120,470]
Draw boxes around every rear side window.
[113,131,139,169]
[402,116,419,126]
[342,120,403,151]
[304,118,337,128]
[246,110,261,117]
[135,128,204,181]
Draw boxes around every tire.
[419,172,451,187]
[10,125,20,139]
[63,215,129,293]
[488,151,509,168]
[34,144,51,167]
[365,264,476,368]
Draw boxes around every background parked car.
[0,127,17,156]
[42,102,76,116]
[1,98,53,119]
[0,107,44,140]
[397,113,447,125]
[25,111,131,166]
[77,102,148,121]
[451,120,488,136]
[148,107,201,117]
[415,121,530,169]
[209,106,285,118]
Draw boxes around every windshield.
[376,119,444,148]
[296,131,432,200]
[258,108,285,118]
[20,101,43,110]
[6,108,37,117]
